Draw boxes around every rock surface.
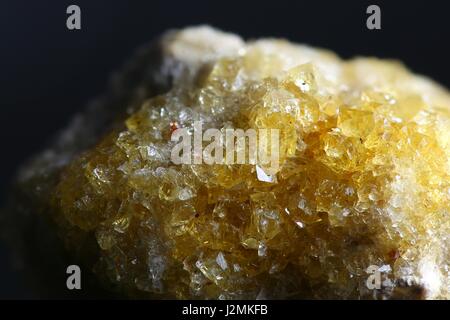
[6,26,450,299]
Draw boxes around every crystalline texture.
[11,26,450,299]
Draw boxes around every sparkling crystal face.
[49,29,450,299]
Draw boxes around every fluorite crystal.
[11,26,450,299]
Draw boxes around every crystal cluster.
[18,27,450,299]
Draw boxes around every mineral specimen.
[10,26,450,299]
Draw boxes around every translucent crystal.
[18,26,450,299]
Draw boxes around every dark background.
[0,0,449,299]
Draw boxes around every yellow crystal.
[42,27,450,299]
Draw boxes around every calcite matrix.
[15,27,450,299]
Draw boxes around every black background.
[0,0,449,299]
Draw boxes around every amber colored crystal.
[22,27,450,299]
